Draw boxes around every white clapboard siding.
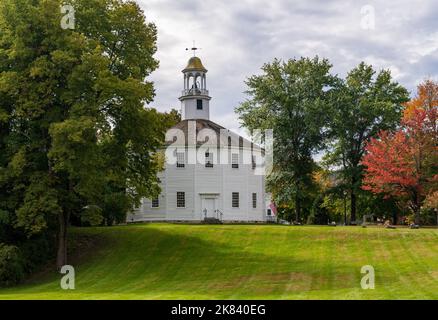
[128,122,269,222]
[131,149,268,222]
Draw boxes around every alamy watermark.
[60,265,75,290]
[165,121,273,177]
[60,4,75,30]
[360,4,376,30]
[361,265,375,289]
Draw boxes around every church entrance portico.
[204,198,215,217]
[200,193,219,219]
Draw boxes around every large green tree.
[0,0,163,269]
[325,63,409,223]
[236,57,337,222]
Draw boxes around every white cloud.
[137,0,438,134]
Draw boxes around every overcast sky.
[138,0,438,137]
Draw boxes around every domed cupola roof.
[183,56,207,73]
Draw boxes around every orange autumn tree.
[404,79,438,119]
[361,80,438,224]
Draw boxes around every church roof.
[165,119,262,152]
[183,57,207,73]
[165,119,224,146]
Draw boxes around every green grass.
[1,223,438,299]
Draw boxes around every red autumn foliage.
[362,81,438,224]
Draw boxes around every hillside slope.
[1,223,438,299]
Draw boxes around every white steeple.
[179,55,211,120]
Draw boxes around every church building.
[128,55,272,222]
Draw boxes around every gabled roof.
[165,119,262,152]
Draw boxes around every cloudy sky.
[138,0,438,137]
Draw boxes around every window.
[267,209,272,216]
[197,99,203,110]
[151,198,159,208]
[176,152,185,168]
[232,153,239,169]
[205,152,213,168]
[252,193,257,208]
[232,192,239,208]
[177,192,185,208]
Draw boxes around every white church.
[128,55,273,223]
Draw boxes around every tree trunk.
[392,211,398,225]
[411,190,421,225]
[295,185,301,223]
[56,211,68,269]
[350,192,357,224]
[295,202,301,223]
[414,207,420,225]
[350,175,357,224]
[414,199,421,225]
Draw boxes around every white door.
[203,198,216,218]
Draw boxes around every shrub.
[20,235,54,273]
[0,243,25,287]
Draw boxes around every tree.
[424,191,438,211]
[404,79,438,119]
[362,90,437,224]
[0,0,163,269]
[98,108,180,226]
[325,63,409,223]
[161,108,182,127]
[236,57,337,222]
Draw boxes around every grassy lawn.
[1,223,438,300]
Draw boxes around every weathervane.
[186,40,201,56]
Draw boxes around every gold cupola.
[183,56,208,73]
